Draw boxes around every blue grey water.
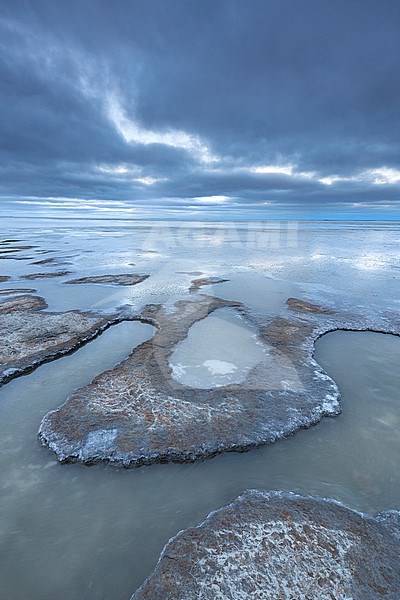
[0,218,399,599]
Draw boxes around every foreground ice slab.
[0,294,127,386]
[132,490,400,599]
[38,292,400,467]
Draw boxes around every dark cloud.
[0,0,399,219]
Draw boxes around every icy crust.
[375,510,400,541]
[0,294,136,387]
[38,294,400,467]
[132,490,400,599]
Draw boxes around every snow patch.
[203,360,238,375]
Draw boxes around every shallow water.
[211,272,300,313]
[0,325,399,599]
[170,307,267,387]
[1,219,399,314]
[0,219,399,599]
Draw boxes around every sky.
[0,0,399,220]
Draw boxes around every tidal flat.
[0,218,399,599]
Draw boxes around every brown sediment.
[0,256,36,261]
[0,288,37,296]
[132,490,400,599]
[38,294,400,468]
[0,294,134,387]
[286,297,335,314]
[64,274,149,286]
[30,258,56,266]
[0,245,37,252]
[190,276,229,292]
[177,271,204,275]
[9,245,37,250]
[0,294,47,313]
[22,271,71,280]
[0,276,10,283]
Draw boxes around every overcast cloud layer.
[1,0,399,219]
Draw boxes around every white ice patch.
[171,363,187,378]
[81,428,119,457]
[203,360,238,375]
